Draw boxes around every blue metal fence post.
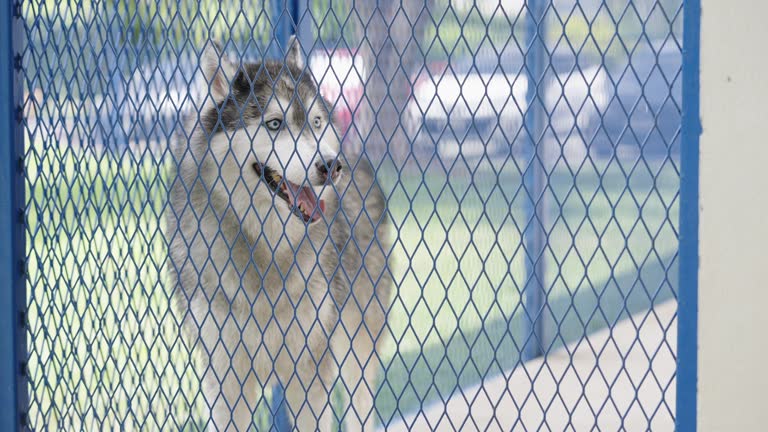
[0,0,27,429]
[272,0,311,52]
[292,0,312,53]
[522,0,547,361]
[677,0,701,429]
[272,0,295,51]
[108,11,126,151]
[269,1,309,429]
[270,382,291,431]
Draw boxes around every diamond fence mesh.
[17,0,682,430]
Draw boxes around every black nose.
[316,157,343,179]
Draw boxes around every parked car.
[404,46,681,163]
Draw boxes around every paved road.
[385,300,677,432]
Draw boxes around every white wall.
[699,0,768,430]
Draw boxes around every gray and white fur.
[166,37,393,431]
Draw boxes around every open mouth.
[252,162,325,223]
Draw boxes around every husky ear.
[200,41,236,102]
[286,35,304,69]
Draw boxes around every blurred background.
[21,0,682,429]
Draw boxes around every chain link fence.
[15,0,683,429]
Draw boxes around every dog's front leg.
[202,335,260,431]
[335,304,384,432]
[284,353,334,432]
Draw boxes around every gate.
[1,0,698,430]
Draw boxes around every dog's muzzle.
[252,161,327,224]
[315,157,343,184]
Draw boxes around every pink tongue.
[286,182,325,222]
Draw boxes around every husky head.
[190,37,343,231]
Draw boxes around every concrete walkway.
[385,300,677,431]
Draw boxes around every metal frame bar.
[272,0,296,51]
[522,0,547,361]
[677,0,701,429]
[0,0,27,429]
[269,2,309,429]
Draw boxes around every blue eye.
[313,117,322,128]
[265,119,282,131]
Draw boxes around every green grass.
[373,156,678,422]
[25,142,679,429]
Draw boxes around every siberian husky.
[166,37,392,431]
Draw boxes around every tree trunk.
[346,0,434,165]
